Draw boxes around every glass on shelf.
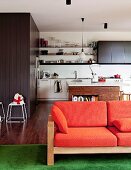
[55,39,62,48]
[48,37,55,47]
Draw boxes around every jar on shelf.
[48,37,55,47]
[55,39,62,47]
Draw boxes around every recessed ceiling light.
[104,23,108,29]
[66,0,71,5]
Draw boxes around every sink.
[71,79,83,82]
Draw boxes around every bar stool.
[6,102,27,123]
[0,102,5,122]
[120,91,131,101]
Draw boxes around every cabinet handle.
[37,81,40,87]
[41,79,49,81]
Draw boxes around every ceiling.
[0,0,131,32]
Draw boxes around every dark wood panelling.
[97,41,131,64]
[68,86,120,101]
[124,42,131,63]
[97,41,112,63]
[0,13,39,117]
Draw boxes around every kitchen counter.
[68,84,120,101]
[67,80,123,90]
[67,78,131,101]
[67,81,121,86]
[67,79,131,93]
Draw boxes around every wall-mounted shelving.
[39,46,91,48]
[39,63,93,65]
[39,46,96,65]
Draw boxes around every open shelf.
[39,63,93,65]
[72,95,98,101]
[39,46,90,49]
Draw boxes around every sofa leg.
[47,147,54,165]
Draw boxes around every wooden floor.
[0,102,53,144]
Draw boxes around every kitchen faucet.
[74,70,78,79]
[89,65,98,83]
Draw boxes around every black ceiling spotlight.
[104,23,108,29]
[66,0,71,5]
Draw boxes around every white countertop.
[67,79,131,92]
[67,81,122,87]
[38,78,131,93]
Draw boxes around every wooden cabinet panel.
[0,13,39,117]
[111,42,125,63]
[124,42,131,63]
[97,41,131,64]
[68,86,120,101]
[97,41,112,63]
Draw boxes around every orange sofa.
[47,101,131,165]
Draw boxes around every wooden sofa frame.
[47,115,131,165]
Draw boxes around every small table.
[120,92,131,101]
[6,102,27,123]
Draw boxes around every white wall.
[40,64,131,80]
[40,32,131,80]
[40,32,131,45]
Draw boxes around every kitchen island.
[67,80,121,101]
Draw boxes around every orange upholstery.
[51,105,68,134]
[113,118,131,132]
[107,101,131,126]
[108,127,131,146]
[54,127,117,147]
[54,101,107,127]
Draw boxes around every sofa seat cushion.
[113,118,131,132]
[54,127,117,147]
[107,101,131,126]
[54,101,107,127]
[108,127,131,146]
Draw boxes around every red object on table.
[98,77,106,82]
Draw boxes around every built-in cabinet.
[98,41,131,64]
[37,79,51,99]
[0,13,39,116]
[37,79,68,100]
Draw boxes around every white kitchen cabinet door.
[37,79,51,99]
[50,79,68,99]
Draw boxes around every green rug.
[0,145,131,170]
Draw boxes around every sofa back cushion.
[113,118,131,132]
[107,101,131,126]
[52,105,68,133]
[53,101,107,127]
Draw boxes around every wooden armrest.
[48,114,53,122]
[47,114,54,165]
[47,114,54,141]
[48,114,58,132]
